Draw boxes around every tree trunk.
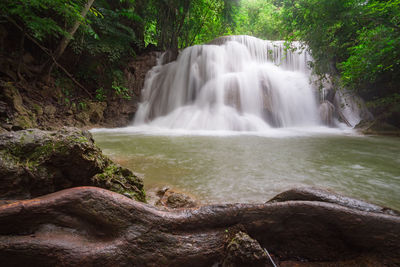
[41,0,95,81]
[0,187,399,266]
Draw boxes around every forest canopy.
[0,0,399,117]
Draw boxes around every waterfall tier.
[134,35,321,131]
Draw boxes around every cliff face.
[0,51,158,132]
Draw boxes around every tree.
[41,0,96,80]
[234,0,282,40]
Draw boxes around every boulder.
[0,127,145,201]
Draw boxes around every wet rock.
[0,127,145,201]
[319,101,336,127]
[156,188,197,209]
[222,231,268,267]
[355,119,400,136]
[333,90,373,127]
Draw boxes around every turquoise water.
[93,131,400,210]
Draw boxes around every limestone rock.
[0,127,145,201]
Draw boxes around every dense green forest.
[0,0,399,124]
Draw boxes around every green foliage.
[2,0,396,113]
[73,3,140,63]
[95,87,106,102]
[340,25,400,92]
[0,0,87,40]
[144,0,238,50]
[234,0,282,40]
[279,0,400,103]
[111,70,131,100]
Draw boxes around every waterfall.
[133,35,321,131]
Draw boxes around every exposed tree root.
[0,187,399,266]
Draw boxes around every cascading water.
[133,35,321,131]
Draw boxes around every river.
[93,129,400,210]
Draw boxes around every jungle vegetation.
[0,0,399,121]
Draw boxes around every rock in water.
[0,127,145,201]
[155,188,198,209]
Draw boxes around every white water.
[133,35,323,131]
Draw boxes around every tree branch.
[5,16,93,98]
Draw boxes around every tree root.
[0,187,399,266]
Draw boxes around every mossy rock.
[0,127,145,201]
[222,231,268,267]
[356,119,400,136]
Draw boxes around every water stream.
[92,36,399,210]
[93,132,400,210]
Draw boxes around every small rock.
[156,188,197,209]
[222,232,269,267]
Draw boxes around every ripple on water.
[92,131,400,210]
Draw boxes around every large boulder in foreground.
[0,187,398,266]
[0,127,145,201]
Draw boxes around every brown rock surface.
[155,187,198,209]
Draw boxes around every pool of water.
[92,128,400,210]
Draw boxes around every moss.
[66,135,90,144]
[93,163,146,202]
[0,128,146,201]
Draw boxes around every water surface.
[92,129,400,210]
